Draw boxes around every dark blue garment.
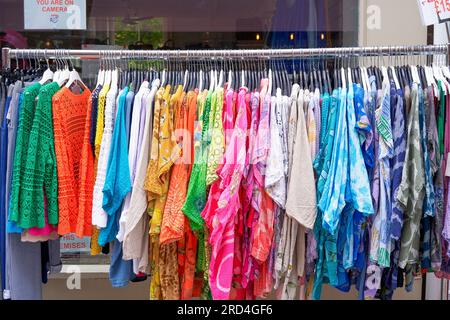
[0,96,12,291]
[418,85,433,271]
[125,90,135,149]
[379,87,406,300]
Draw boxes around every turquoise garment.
[100,87,131,246]
[313,89,340,300]
[319,88,349,235]
[317,91,338,197]
[347,84,374,217]
[313,93,330,176]
[314,84,375,299]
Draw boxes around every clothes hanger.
[298,58,304,89]
[39,50,54,85]
[317,57,324,92]
[111,52,119,89]
[118,52,125,89]
[187,57,193,91]
[321,50,330,93]
[256,58,261,91]
[249,57,254,91]
[268,61,273,97]
[437,53,450,94]
[204,56,210,91]
[333,55,338,90]
[347,54,353,88]
[21,51,34,82]
[51,50,61,84]
[240,55,245,89]
[209,55,215,92]
[218,55,224,89]
[227,53,233,91]
[341,53,347,90]
[64,50,87,91]
[291,49,298,85]
[161,53,167,88]
[278,58,284,93]
[182,53,189,92]
[251,56,257,91]
[192,55,199,90]
[96,51,105,86]
[199,55,204,92]
[392,48,405,89]
[273,58,279,95]
[284,59,291,95]
[389,50,400,90]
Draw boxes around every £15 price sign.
[417,0,450,25]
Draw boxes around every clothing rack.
[2,44,450,301]
[2,44,450,69]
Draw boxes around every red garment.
[52,86,92,237]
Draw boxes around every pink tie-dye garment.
[202,88,236,230]
[206,87,249,300]
[241,90,261,289]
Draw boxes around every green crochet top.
[9,82,60,228]
[182,90,213,231]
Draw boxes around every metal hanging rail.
[2,44,450,69]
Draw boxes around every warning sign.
[24,0,87,30]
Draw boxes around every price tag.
[417,0,450,26]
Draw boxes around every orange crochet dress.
[52,86,93,237]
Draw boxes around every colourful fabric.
[12,83,59,231]
[182,91,212,231]
[98,87,130,246]
[370,80,393,267]
[318,88,348,235]
[398,83,425,276]
[205,88,225,186]
[206,86,248,300]
[160,90,196,244]
[146,85,182,300]
[8,82,42,227]
[52,86,92,236]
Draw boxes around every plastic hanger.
[39,51,54,85]
[268,67,273,97]
[52,51,61,84]
[292,51,298,85]
[218,58,224,88]
[299,60,304,89]
[182,68,188,92]
[64,51,87,90]
[161,66,166,88]
[431,63,441,96]
[341,55,346,90]
[97,52,105,86]
[240,57,245,89]
[438,55,450,94]
[199,61,204,92]
[381,66,389,84]
[227,57,233,90]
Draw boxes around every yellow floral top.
[205,87,224,186]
